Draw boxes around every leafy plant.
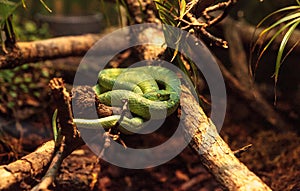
[154,0,187,27]
[0,0,51,29]
[154,0,201,93]
[0,0,20,27]
[252,0,300,86]
[0,0,51,49]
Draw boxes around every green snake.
[73,66,181,134]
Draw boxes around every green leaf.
[33,91,40,97]
[7,101,15,108]
[20,83,29,93]
[260,11,300,36]
[179,0,186,19]
[14,76,23,83]
[257,5,300,28]
[154,0,179,26]
[39,0,52,13]
[119,0,132,24]
[1,69,14,78]
[21,0,26,8]
[158,10,176,26]
[52,109,58,142]
[9,91,17,98]
[0,0,21,26]
[29,82,37,89]
[41,69,49,78]
[11,85,17,91]
[24,76,32,83]
[20,63,30,70]
[24,21,36,32]
[252,1,300,103]
[274,20,300,83]
[258,17,300,62]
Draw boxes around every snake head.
[143,90,171,101]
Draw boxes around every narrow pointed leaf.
[179,0,186,19]
[259,17,300,62]
[257,5,300,27]
[260,11,300,36]
[274,20,300,83]
[39,0,52,12]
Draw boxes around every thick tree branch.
[0,34,100,69]
[0,27,124,69]
[181,85,271,190]
[0,141,55,191]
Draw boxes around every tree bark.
[0,27,123,69]
[0,34,100,69]
[0,141,55,191]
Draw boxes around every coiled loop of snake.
[74,66,181,134]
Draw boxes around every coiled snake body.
[74,66,181,134]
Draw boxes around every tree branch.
[0,27,124,69]
[181,85,271,190]
[0,34,101,69]
[0,141,55,190]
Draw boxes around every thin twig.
[233,144,252,158]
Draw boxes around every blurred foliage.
[0,0,20,26]
[0,1,52,118]
[0,62,53,119]
[0,0,52,46]
[13,15,51,41]
[39,0,101,16]
[0,0,51,26]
